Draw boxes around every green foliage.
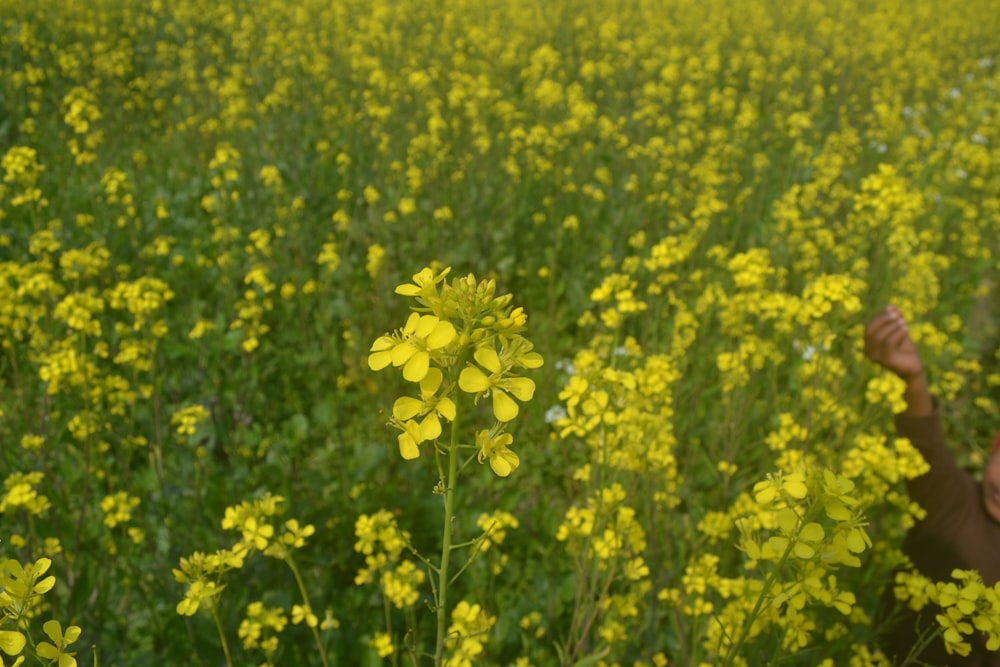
[1,0,1000,665]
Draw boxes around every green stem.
[721,516,803,667]
[285,553,331,667]
[210,605,234,667]
[434,402,462,666]
[383,587,399,667]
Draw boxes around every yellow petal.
[459,366,491,393]
[426,320,456,349]
[783,475,808,499]
[825,501,852,521]
[489,449,519,477]
[414,315,441,337]
[0,630,26,656]
[492,389,519,422]
[846,529,868,553]
[36,642,58,660]
[177,598,199,616]
[368,350,393,371]
[754,484,777,505]
[395,267,435,295]
[43,620,63,643]
[473,346,502,374]
[799,522,825,543]
[401,312,421,334]
[436,397,456,421]
[419,413,442,440]
[518,352,544,369]
[395,284,421,296]
[398,431,420,460]
[766,536,789,554]
[420,367,443,394]
[776,508,798,535]
[33,575,56,595]
[505,376,535,401]
[793,542,815,559]
[392,397,423,421]
[390,341,416,367]
[369,335,394,352]
[402,350,430,382]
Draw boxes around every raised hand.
[863,305,924,381]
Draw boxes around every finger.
[866,320,908,360]
[865,314,904,348]
[883,320,911,351]
[864,311,898,342]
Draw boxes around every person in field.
[864,305,1000,666]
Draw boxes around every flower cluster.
[353,510,423,607]
[443,601,496,667]
[893,569,1000,657]
[175,494,333,663]
[701,467,873,659]
[369,267,543,476]
[1,549,82,667]
[475,510,519,575]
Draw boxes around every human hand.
[863,305,924,381]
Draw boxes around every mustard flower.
[394,265,451,306]
[392,367,456,458]
[368,312,457,383]
[241,517,274,551]
[280,519,316,549]
[476,510,519,550]
[1,558,55,615]
[369,632,394,657]
[459,346,536,422]
[292,604,318,628]
[176,580,224,616]
[100,492,140,528]
[35,620,81,667]
[475,429,520,477]
[381,560,425,608]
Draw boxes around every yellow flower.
[369,632,394,657]
[475,429,520,477]
[392,368,457,458]
[368,313,457,383]
[280,519,316,549]
[241,518,274,550]
[35,620,81,667]
[292,604,318,628]
[176,580,223,616]
[394,266,451,304]
[395,419,430,460]
[459,346,536,422]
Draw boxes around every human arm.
[863,305,933,417]
[865,306,975,535]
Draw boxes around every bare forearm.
[902,372,934,417]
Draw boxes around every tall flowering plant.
[368,266,543,665]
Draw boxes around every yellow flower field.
[1,0,999,665]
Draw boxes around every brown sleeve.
[894,403,979,541]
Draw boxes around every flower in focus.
[476,429,520,477]
[392,367,457,459]
[368,313,456,382]
[459,346,536,421]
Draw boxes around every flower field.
[2,0,1000,665]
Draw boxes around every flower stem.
[721,526,797,666]
[211,605,234,667]
[285,553,331,667]
[434,402,462,666]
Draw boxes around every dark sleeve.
[894,403,979,542]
